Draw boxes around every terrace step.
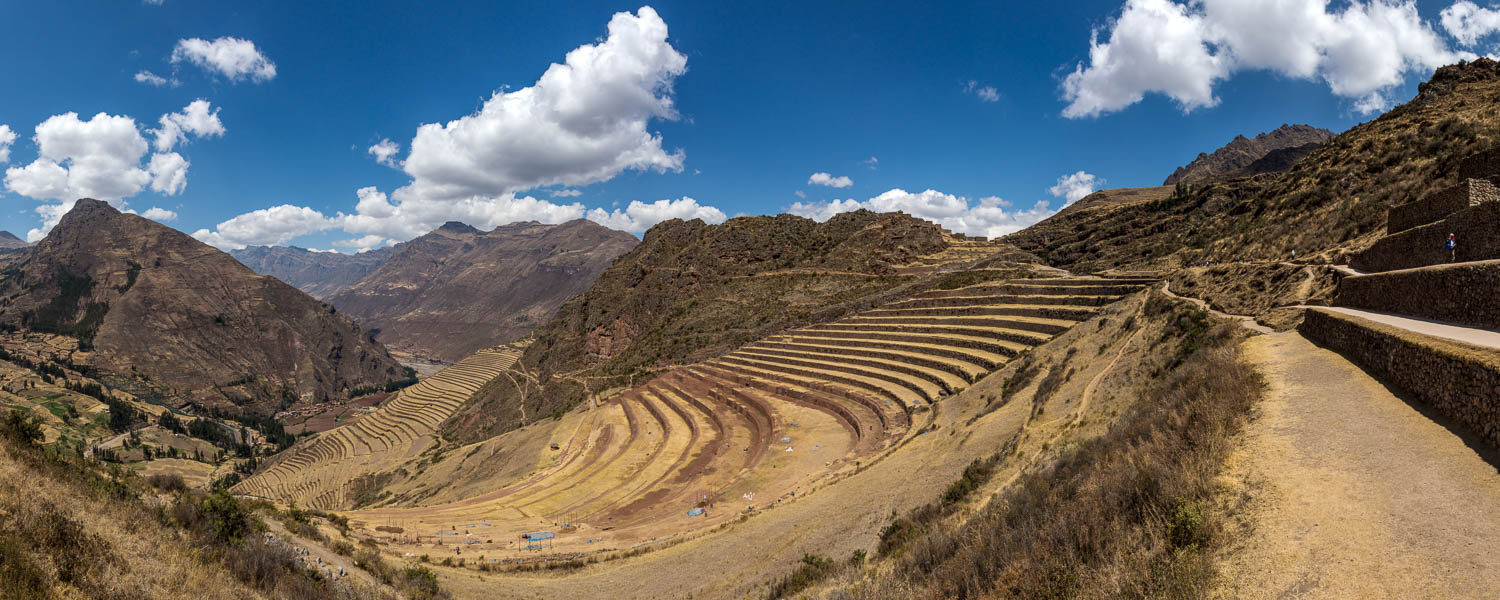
[793,327,1032,358]
[739,343,967,391]
[1335,259,1500,330]
[839,314,1074,336]
[730,348,945,400]
[862,304,1098,321]
[885,294,1119,310]
[774,333,1007,370]
[753,339,986,382]
[807,321,1052,347]
[1387,178,1500,235]
[1352,200,1500,273]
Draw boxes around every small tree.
[2,409,43,446]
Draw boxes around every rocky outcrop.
[1163,124,1335,186]
[1300,309,1500,451]
[0,199,407,416]
[328,219,638,362]
[230,245,396,300]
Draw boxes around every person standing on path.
[1447,233,1458,262]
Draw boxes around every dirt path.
[1158,281,1274,334]
[1216,332,1500,598]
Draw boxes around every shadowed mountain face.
[327,219,639,363]
[231,245,396,300]
[0,199,407,416]
[1163,124,1335,186]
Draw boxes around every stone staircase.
[1301,148,1500,450]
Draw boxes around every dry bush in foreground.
[811,306,1261,599]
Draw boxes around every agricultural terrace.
[233,345,525,509]
[340,275,1155,561]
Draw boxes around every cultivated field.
[335,275,1155,564]
[233,345,525,508]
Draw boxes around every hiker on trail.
[1447,233,1458,262]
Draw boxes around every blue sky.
[2,1,1498,251]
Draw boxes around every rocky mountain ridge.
[1163,123,1335,185]
[0,199,407,416]
[230,244,396,300]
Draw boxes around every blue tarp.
[526,531,555,541]
[686,507,705,516]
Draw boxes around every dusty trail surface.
[1217,332,1500,598]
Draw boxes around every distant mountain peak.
[1164,124,1335,186]
[0,199,407,415]
[437,221,481,234]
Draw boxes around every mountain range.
[0,199,407,416]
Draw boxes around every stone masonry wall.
[1352,200,1500,272]
[1300,308,1500,451]
[1338,259,1500,329]
[1386,178,1500,235]
[1460,147,1500,180]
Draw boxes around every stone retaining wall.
[1386,178,1500,235]
[1300,309,1500,451]
[1337,259,1500,329]
[1460,147,1500,180]
[1352,201,1500,272]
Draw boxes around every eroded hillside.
[1010,59,1500,272]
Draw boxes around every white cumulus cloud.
[1063,0,1469,118]
[139,206,178,221]
[171,37,277,83]
[192,205,334,250]
[194,6,718,248]
[367,138,400,167]
[133,70,179,87]
[333,234,389,252]
[147,151,189,195]
[964,80,1001,102]
[398,6,686,203]
[0,125,15,163]
[586,197,726,234]
[808,172,853,188]
[0,105,221,240]
[789,172,1098,240]
[550,188,583,197]
[4,112,152,202]
[1442,1,1500,47]
[1047,171,1103,205]
[151,99,225,152]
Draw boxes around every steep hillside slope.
[0,200,407,416]
[231,245,395,299]
[1010,59,1500,272]
[1163,123,1334,185]
[327,219,637,363]
[438,210,1015,444]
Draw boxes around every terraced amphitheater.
[339,275,1155,558]
[234,345,524,508]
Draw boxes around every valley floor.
[1216,332,1500,597]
